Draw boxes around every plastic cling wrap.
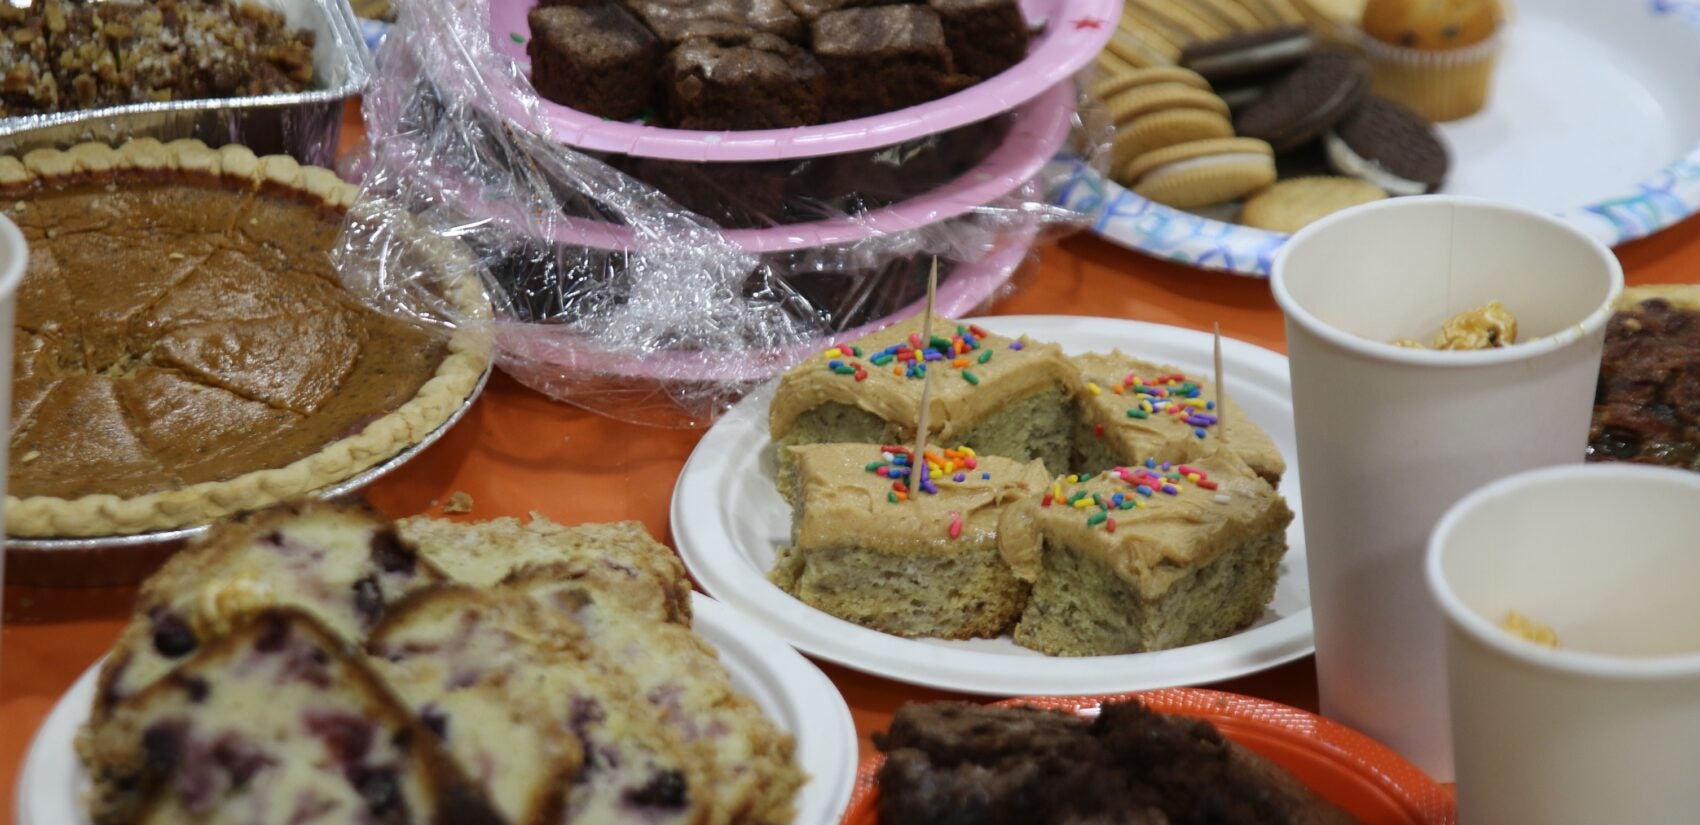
[339,0,1109,427]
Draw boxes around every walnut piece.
[0,0,315,117]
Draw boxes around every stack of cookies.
[1093,0,1450,233]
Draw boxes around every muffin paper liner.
[336,0,1110,427]
[1356,29,1504,123]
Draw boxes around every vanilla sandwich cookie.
[1126,137,1277,209]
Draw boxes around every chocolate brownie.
[811,5,968,122]
[927,0,1030,78]
[1590,293,1700,469]
[624,0,805,44]
[527,2,661,119]
[781,0,900,21]
[875,701,1362,825]
[665,30,825,130]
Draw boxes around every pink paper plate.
[484,0,1117,161]
[496,220,1038,385]
[464,81,1074,254]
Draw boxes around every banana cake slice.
[1069,350,1286,484]
[769,314,1077,480]
[771,442,1051,639]
[1012,452,1292,656]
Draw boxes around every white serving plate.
[13,596,858,825]
[672,315,1313,696]
[1052,0,1700,277]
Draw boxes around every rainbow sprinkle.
[827,324,1012,386]
[1107,371,1221,440]
[864,445,992,541]
[1062,461,1228,531]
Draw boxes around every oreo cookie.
[1232,50,1368,153]
[1325,94,1450,195]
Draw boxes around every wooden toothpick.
[1213,322,1228,444]
[909,259,941,499]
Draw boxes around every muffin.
[1356,0,1503,121]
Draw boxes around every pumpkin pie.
[4,139,490,537]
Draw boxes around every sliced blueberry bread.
[94,502,450,715]
[79,608,501,825]
[403,514,805,825]
[368,585,712,825]
[397,515,693,626]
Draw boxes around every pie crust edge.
[4,138,493,538]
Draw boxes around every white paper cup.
[1428,464,1700,824]
[0,214,27,589]
[1270,196,1623,779]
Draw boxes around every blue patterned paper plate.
[1055,0,1700,278]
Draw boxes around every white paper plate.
[672,315,1313,696]
[13,596,857,825]
[1052,0,1700,277]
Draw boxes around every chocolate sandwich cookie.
[1232,50,1368,152]
[1325,94,1449,195]
[1125,136,1276,209]
[1180,24,1315,83]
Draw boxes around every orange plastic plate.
[840,688,1456,825]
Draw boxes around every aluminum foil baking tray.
[0,0,374,167]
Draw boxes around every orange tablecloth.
[6,124,1700,820]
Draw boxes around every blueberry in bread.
[79,608,501,825]
[368,586,710,825]
[399,514,806,825]
[93,502,451,716]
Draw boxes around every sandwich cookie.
[1124,0,1229,45]
[1235,0,1306,26]
[1125,136,1277,209]
[1325,94,1449,195]
[1180,24,1316,83]
[1103,24,1183,69]
[1240,176,1387,232]
[1095,69,1236,175]
[1233,50,1368,152]
[1189,0,1266,32]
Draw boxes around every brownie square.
[666,30,825,130]
[781,0,906,22]
[928,0,1029,78]
[624,0,805,44]
[811,6,966,122]
[527,2,661,119]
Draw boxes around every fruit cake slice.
[401,514,807,825]
[768,314,1078,481]
[770,443,1051,639]
[79,608,500,825]
[94,502,451,715]
[368,586,711,825]
[1069,350,1286,484]
[397,514,692,626]
[1013,452,1293,656]
[508,564,805,825]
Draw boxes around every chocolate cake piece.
[875,701,1362,825]
[527,2,661,119]
[665,30,825,130]
[625,0,805,44]
[811,5,968,121]
[927,0,1030,78]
